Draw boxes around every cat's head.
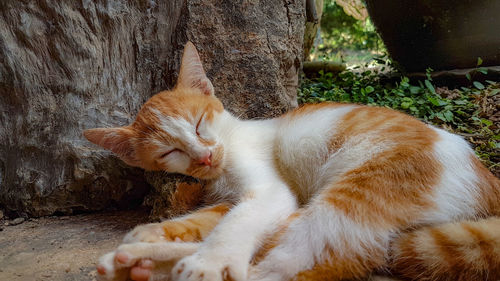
[84,42,226,179]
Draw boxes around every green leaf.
[409,86,421,94]
[478,67,488,74]
[481,119,493,127]
[401,102,412,109]
[365,86,375,93]
[465,73,472,81]
[424,80,436,95]
[488,141,499,149]
[477,57,483,66]
[489,89,500,96]
[473,81,485,90]
[427,96,441,106]
[436,112,446,121]
[443,110,454,122]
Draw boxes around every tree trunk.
[303,0,323,60]
[0,0,305,217]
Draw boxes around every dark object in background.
[365,0,500,72]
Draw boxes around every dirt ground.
[0,210,400,281]
[0,210,149,281]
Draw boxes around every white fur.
[100,105,492,281]
[152,109,217,173]
[250,203,390,281]
[420,127,481,223]
[171,111,299,281]
[275,105,357,202]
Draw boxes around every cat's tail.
[391,158,500,281]
[390,217,500,281]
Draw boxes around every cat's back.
[275,102,440,168]
[273,103,482,206]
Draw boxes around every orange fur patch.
[167,182,206,217]
[161,203,231,242]
[391,218,500,281]
[293,248,385,281]
[251,212,300,265]
[324,106,441,228]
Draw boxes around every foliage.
[298,67,500,174]
[319,0,383,54]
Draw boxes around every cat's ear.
[83,127,140,167]
[176,41,214,96]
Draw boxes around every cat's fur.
[84,42,500,281]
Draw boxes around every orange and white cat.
[85,42,500,281]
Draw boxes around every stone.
[0,1,305,216]
[10,217,25,226]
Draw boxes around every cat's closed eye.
[160,148,183,159]
[196,113,205,136]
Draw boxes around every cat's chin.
[195,165,224,180]
[185,160,224,180]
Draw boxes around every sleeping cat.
[84,42,500,281]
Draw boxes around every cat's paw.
[97,242,200,281]
[172,253,247,281]
[123,220,204,244]
[161,220,204,242]
[96,247,163,281]
[96,251,130,281]
[96,252,156,281]
[123,223,168,243]
[96,245,157,281]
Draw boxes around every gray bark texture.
[0,0,305,217]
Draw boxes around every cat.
[84,42,500,281]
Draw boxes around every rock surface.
[0,1,305,216]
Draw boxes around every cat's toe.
[130,268,151,281]
[97,264,107,275]
[97,251,129,281]
[114,250,140,267]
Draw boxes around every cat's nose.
[198,151,212,166]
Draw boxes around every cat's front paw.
[96,251,130,281]
[172,253,247,281]
[124,220,205,244]
[97,242,200,281]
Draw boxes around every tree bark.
[0,0,305,217]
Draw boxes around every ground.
[0,209,401,281]
[0,210,148,281]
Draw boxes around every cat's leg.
[249,201,392,281]
[124,203,231,244]
[171,184,297,281]
[97,203,230,281]
[249,176,442,280]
